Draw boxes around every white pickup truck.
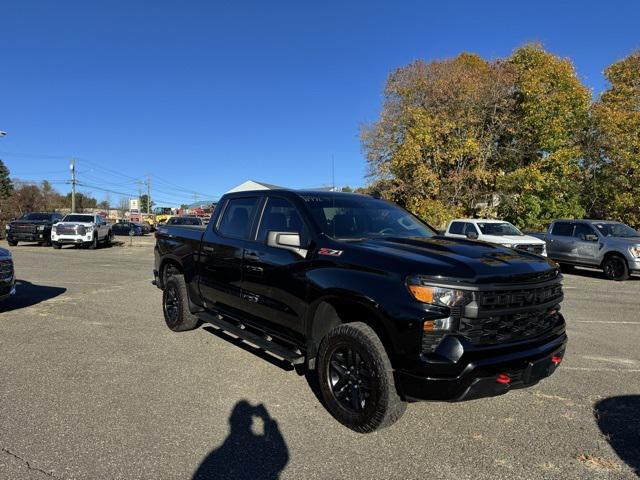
[444,218,547,256]
[51,214,113,249]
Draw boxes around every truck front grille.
[459,310,562,345]
[56,225,77,235]
[0,259,14,279]
[459,281,564,346]
[515,244,545,255]
[11,224,36,234]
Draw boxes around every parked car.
[51,214,113,249]
[154,190,566,432]
[132,221,151,234]
[542,219,640,280]
[111,222,144,236]
[0,247,15,302]
[444,219,547,256]
[5,212,63,246]
[165,216,203,226]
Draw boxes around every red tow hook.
[551,355,563,365]
[496,373,511,384]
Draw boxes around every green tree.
[494,44,591,229]
[361,53,516,227]
[0,160,13,200]
[590,51,640,227]
[139,194,154,213]
[65,192,97,211]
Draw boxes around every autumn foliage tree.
[363,44,639,229]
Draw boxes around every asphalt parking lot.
[1,242,639,480]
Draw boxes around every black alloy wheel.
[603,255,629,281]
[164,284,180,327]
[326,345,373,414]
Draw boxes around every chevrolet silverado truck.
[6,212,63,246]
[154,190,567,432]
[51,214,113,249]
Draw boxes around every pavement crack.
[1,446,62,479]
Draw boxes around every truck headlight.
[406,277,471,308]
[630,246,640,258]
[502,243,514,248]
[5,224,10,231]
[37,225,46,231]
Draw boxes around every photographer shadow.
[193,400,289,480]
[594,395,640,476]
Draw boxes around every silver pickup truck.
[540,220,640,280]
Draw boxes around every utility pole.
[146,175,151,214]
[70,159,76,212]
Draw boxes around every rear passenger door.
[547,222,574,262]
[239,196,310,341]
[199,196,260,316]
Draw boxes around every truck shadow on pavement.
[594,395,640,476]
[192,400,289,480]
[0,280,66,312]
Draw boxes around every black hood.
[348,236,558,284]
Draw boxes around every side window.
[257,197,306,243]
[218,197,259,240]
[463,223,478,235]
[449,222,464,234]
[573,223,596,239]
[551,222,573,236]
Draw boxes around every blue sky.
[1,0,639,206]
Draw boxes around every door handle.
[245,265,264,273]
[202,245,215,253]
[243,250,260,260]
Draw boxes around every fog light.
[423,317,453,332]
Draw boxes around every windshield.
[477,222,522,236]
[301,194,435,240]
[63,215,94,223]
[21,213,53,221]
[593,222,639,238]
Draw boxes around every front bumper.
[630,258,640,274]
[396,332,567,402]
[51,234,94,244]
[0,281,16,302]
[8,232,48,242]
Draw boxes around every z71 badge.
[318,248,343,257]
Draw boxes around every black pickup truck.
[154,190,567,432]
[6,212,63,246]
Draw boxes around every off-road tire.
[7,240,18,247]
[602,255,630,281]
[52,243,61,249]
[162,275,200,332]
[317,322,406,433]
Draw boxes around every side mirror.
[584,234,598,242]
[465,231,479,240]
[267,231,307,257]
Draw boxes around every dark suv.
[6,212,63,246]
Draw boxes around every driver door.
[239,196,310,341]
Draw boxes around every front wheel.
[88,234,98,250]
[52,242,61,249]
[602,255,630,281]
[162,275,200,332]
[317,322,406,433]
[7,240,18,247]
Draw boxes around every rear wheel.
[602,255,629,281]
[162,275,200,332]
[105,231,113,246]
[317,322,406,433]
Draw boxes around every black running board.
[198,312,305,365]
